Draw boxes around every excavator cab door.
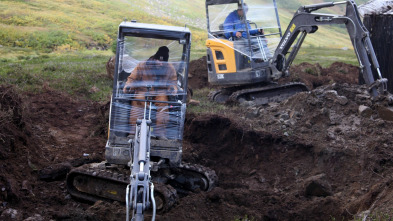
[205,0,282,86]
[106,22,191,166]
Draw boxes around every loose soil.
[1,60,392,220]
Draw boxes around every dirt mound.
[188,56,209,90]
[0,86,107,220]
[188,56,359,91]
[1,81,393,220]
[0,86,29,160]
[160,84,393,220]
[283,62,359,90]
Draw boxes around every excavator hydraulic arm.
[271,0,388,97]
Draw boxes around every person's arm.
[123,63,141,93]
[166,64,178,94]
[248,22,259,35]
[223,12,235,39]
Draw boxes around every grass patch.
[292,46,358,67]
[187,88,232,114]
[0,51,113,101]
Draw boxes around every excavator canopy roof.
[118,21,191,40]
[206,0,240,6]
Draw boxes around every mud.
[0,61,392,220]
[188,56,210,90]
[284,62,359,90]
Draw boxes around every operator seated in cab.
[223,3,263,40]
[223,3,270,61]
[123,46,177,140]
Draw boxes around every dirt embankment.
[162,84,393,220]
[0,85,108,220]
[188,56,359,90]
[0,59,392,220]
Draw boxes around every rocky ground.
[0,58,392,220]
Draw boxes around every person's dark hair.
[238,3,248,12]
[153,46,169,62]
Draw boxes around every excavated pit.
[0,58,393,220]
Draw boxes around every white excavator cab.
[106,21,191,165]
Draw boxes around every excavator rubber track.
[229,82,309,105]
[210,82,308,105]
[170,163,218,194]
[66,162,217,211]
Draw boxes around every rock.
[188,99,200,106]
[377,106,393,121]
[283,132,289,137]
[327,131,336,140]
[21,180,30,191]
[1,208,23,220]
[24,214,44,221]
[240,101,255,107]
[64,194,71,200]
[304,174,332,197]
[358,105,372,118]
[280,113,290,120]
[336,96,349,106]
[246,108,260,119]
[248,169,257,176]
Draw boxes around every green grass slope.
[0,0,368,59]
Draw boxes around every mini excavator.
[66,21,218,221]
[205,0,387,104]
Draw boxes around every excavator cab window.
[108,22,191,142]
[206,0,282,68]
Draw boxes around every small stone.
[65,194,71,200]
[358,105,372,118]
[21,180,30,191]
[249,169,257,176]
[24,214,44,221]
[245,108,260,119]
[280,113,290,120]
[1,208,22,220]
[283,132,289,137]
[336,96,349,106]
[1,188,5,192]
[327,132,336,140]
[240,101,255,107]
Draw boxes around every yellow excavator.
[205,0,387,104]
